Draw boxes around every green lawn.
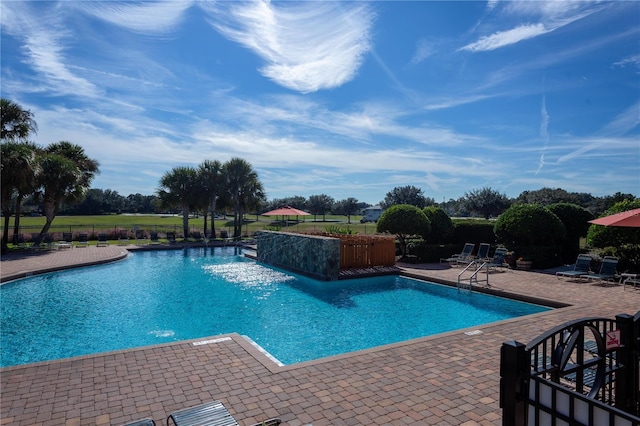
[3,214,381,239]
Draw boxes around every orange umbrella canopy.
[262,206,310,216]
[589,208,640,228]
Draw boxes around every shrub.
[547,203,593,263]
[324,225,354,235]
[422,206,454,243]
[494,204,566,267]
[377,204,431,257]
[451,219,496,245]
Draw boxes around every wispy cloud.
[200,1,374,93]
[460,1,603,52]
[613,54,640,71]
[600,102,640,137]
[410,38,435,65]
[460,23,549,52]
[1,2,98,97]
[74,1,194,34]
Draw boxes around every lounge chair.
[580,256,619,285]
[556,254,592,280]
[167,400,280,426]
[475,243,491,262]
[118,230,130,245]
[149,231,160,244]
[440,243,475,266]
[135,229,147,244]
[56,232,73,249]
[97,233,109,247]
[190,231,203,242]
[166,232,177,243]
[485,247,508,272]
[77,233,89,247]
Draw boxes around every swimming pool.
[0,247,549,367]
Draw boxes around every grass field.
[2,214,381,241]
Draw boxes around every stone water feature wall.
[256,231,340,280]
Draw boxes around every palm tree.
[223,158,264,238]
[197,160,223,238]
[1,142,40,252]
[36,142,100,237]
[1,98,37,142]
[157,166,199,239]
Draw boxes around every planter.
[516,260,532,270]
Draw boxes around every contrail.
[535,94,550,175]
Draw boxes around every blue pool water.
[0,247,549,367]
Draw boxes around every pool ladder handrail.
[457,260,490,291]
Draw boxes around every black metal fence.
[6,224,236,243]
[500,312,640,426]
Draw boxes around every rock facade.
[256,231,340,280]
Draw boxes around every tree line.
[2,98,636,253]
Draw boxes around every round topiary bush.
[547,203,593,263]
[377,204,431,258]
[494,204,566,267]
[422,206,454,243]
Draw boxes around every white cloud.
[613,54,640,70]
[460,1,604,52]
[410,38,435,65]
[74,1,194,34]
[201,1,374,93]
[1,2,98,97]
[600,102,640,136]
[460,23,549,52]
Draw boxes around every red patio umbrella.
[588,208,640,228]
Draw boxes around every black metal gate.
[500,311,640,425]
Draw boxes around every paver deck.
[1,248,638,425]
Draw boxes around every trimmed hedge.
[452,220,496,245]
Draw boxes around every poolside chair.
[166,231,177,244]
[556,254,592,280]
[118,229,130,246]
[485,247,508,272]
[149,231,160,244]
[440,243,475,266]
[97,233,109,247]
[77,233,89,247]
[190,231,203,242]
[134,229,147,244]
[580,256,619,285]
[475,243,491,262]
[56,232,73,249]
[167,400,281,426]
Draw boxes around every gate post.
[616,313,639,417]
[500,340,528,426]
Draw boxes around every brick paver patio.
[1,247,638,425]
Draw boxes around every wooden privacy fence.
[336,235,396,269]
[303,232,397,269]
[339,235,396,269]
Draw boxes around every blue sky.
[1,1,638,205]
